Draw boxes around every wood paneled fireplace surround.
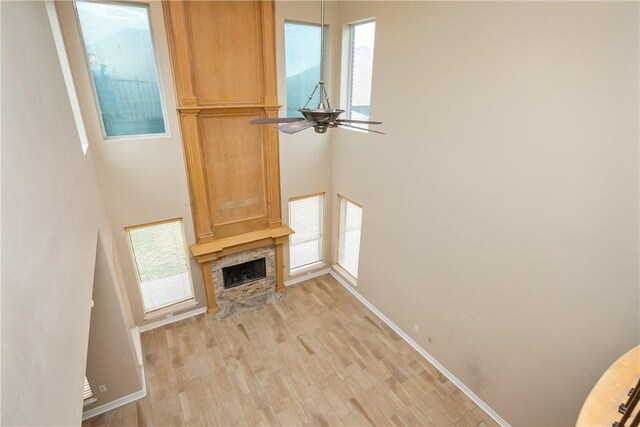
[163,0,293,315]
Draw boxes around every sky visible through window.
[76,1,166,137]
[348,21,376,121]
[285,23,322,117]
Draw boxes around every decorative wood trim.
[178,105,281,113]
[179,111,214,242]
[213,216,270,239]
[124,217,183,231]
[338,193,363,209]
[266,113,282,226]
[162,0,197,107]
[200,261,218,314]
[289,192,326,202]
[275,242,285,293]
[260,0,278,106]
[216,238,275,260]
[191,226,293,263]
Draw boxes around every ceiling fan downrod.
[249,0,384,135]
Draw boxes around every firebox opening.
[222,258,267,289]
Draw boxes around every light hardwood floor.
[83,274,498,427]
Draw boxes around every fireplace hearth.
[210,245,279,318]
[222,258,266,289]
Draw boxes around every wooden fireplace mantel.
[190,226,293,314]
[191,226,293,264]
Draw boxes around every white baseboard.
[328,268,510,427]
[82,330,148,421]
[138,306,207,333]
[284,268,330,287]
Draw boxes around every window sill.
[290,261,326,277]
[83,397,97,407]
[143,298,197,321]
[332,264,358,287]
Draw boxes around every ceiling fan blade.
[339,124,386,135]
[277,120,316,134]
[252,117,304,124]
[250,117,305,124]
[336,119,383,125]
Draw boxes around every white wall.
[1,1,138,424]
[84,234,142,411]
[55,0,206,327]
[332,2,639,426]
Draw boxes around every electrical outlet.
[98,384,107,393]
[413,323,419,332]
[428,336,433,344]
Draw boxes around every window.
[126,219,194,315]
[338,195,363,279]
[346,20,376,121]
[285,22,322,117]
[83,375,94,401]
[75,1,166,138]
[289,193,324,272]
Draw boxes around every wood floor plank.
[83,274,498,427]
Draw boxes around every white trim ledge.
[329,267,510,427]
[139,306,207,333]
[82,372,147,421]
[284,267,331,287]
[331,263,357,287]
[143,298,198,321]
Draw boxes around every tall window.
[75,1,166,138]
[126,219,194,315]
[289,193,324,272]
[346,20,376,121]
[285,22,322,117]
[338,195,363,279]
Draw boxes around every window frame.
[125,217,196,319]
[283,20,328,117]
[344,18,376,123]
[288,192,325,275]
[72,0,170,140]
[336,194,363,282]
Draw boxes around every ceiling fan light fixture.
[250,0,384,135]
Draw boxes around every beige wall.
[275,1,340,281]
[55,0,206,327]
[84,235,142,411]
[1,1,138,424]
[331,2,639,426]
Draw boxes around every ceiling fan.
[250,0,384,135]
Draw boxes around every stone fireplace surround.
[190,226,293,315]
[210,245,280,318]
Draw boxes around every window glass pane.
[285,22,322,117]
[289,194,323,271]
[127,220,193,313]
[348,21,376,121]
[338,197,363,278]
[76,1,166,137]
